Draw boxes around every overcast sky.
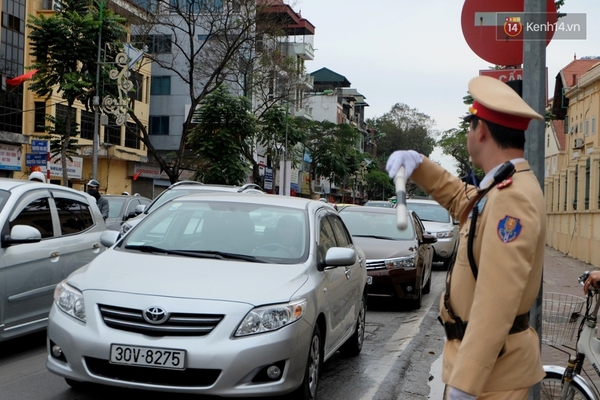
[296,0,600,173]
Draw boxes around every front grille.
[99,304,224,336]
[366,259,386,270]
[85,357,220,387]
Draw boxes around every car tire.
[340,293,366,357]
[406,288,422,310]
[442,253,456,271]
[423,273,432,295]
[291,326,322,400]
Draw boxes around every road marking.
[359,273,445,400]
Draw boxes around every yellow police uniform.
[411,157,546,395]
[408,76,546,397]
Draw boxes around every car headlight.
[235,299,307,337]
[436,231,454,238]
[54,281,86,322]
[385,255,416,269]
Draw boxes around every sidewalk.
[541,246,598,382]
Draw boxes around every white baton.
[394,166,408,230]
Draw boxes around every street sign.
[26,153,47,167]
[31,140,49,153]
[461,0,557,66]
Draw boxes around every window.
[125,122,140,149]
[132,34,171,54]
[585,120,589,136]
[105,118,121,145]
[318,217,337,265]
[2,12,22,32]
[593,117,597,135]
[129,72,143,102]
[56,104,76,124]
[170,0,223,13]
[150,116,169,135]
[329,216,352,247]
[151,76,171,95]
[34,101,46,132]
[10,197,54,238]
[80,110,94,140]
[54,198,94,235]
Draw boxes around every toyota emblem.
[143,306,168,324]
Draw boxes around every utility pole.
[523,1,546,399]
[92,0,105,181]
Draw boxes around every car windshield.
[340,211,415,240]
[0,190,10,213]
[106,197,126,218]
[122,200,308,264]
[406,203,451,223]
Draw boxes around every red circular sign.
[461,0,558,66]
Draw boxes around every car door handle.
[344,267,351,279]
[50,251,60,258]
[92,242,100,249]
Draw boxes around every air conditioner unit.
[573,138,585,149]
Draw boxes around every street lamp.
[92,0,105,181]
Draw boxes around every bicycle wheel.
[540,371,593,400]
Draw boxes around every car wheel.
[406,288,422,310]
[291,326,322,400]
[340,293,366,357]
[442,254,456,271]
[423,273,432,294]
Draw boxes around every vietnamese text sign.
[31,140,49,153]
[26,153,47,167]
[49,157,83,179]
[0,144,22,171]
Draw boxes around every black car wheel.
[292,325,322,400]
[340,293,366,357]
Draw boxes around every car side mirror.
[100,230,120,248]
[134,204,146,215]
[3,225,42,247]
[422,233,438,244]
[321,247,357,271]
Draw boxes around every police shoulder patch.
[497,215,522,243]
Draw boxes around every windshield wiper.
[124,244,171,254]
[174,250,267,263]
[353,234,397,240]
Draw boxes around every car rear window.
[406,203,451,223]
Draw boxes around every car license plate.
[110,344,185,370]
[367,276,373,284]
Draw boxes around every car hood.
[421,221,453,234]
[352,236,416,259]
[67,250,309,305]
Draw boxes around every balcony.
[298,73,314,90]
[293,105,313,120]
[294,42,314,60]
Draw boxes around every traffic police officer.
[386,76,546,400]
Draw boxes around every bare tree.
[128,0,301,183]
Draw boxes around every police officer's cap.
[463,76,543,131]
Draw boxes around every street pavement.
[422,246,598,399]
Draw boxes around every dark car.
[103,194,151,231]
[339,206,436,309]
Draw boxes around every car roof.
[167,181,263,193]
[162,192,328,211]
[338,206,397,215]
[406,198,438,204]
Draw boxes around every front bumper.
[46,291,312,397]
[367,268,418,300]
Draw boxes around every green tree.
[28,0,126,185]
[364,170,394,202]
[187,85,257,184]
[303,120,362,195]
[368,103,437,162]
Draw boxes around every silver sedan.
[46,192,368,399]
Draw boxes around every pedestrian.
[28,171,46,183]
[87,179,109,220]
[583,271,600,294]
[386,76,546,400]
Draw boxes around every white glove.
[448,386,476,400]
[385,150,422,180]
